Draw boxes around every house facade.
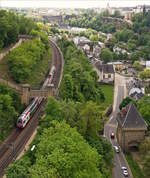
[117,103,147,152]
[94,62,115,83]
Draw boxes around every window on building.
[108,74,111,78]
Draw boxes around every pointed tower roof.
[117,103,147,129]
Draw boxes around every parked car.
[113,146,120,153]
[110,132,115,139]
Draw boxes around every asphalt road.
[104,74,133,178]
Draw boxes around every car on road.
[113,146,120,153]
[110,132,115,139]
[121,167,128,177]
[121,166,127,171]
[122,170,128,177]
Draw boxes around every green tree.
[133,61,143,71]
[142,151,150,178]
[113,10,121,18]
[138,96,150,130]
[29,121,102,178]
[59,74,74,100]
[6,157,31,178]
[139,137,150,157]
[100,48,113,63]
[119,97,136,110]
[139,69,150,80]
[78,101,104,138]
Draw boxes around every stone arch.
[128,140,140,151]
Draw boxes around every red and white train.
[16,97,42,128]
[16,65,56,128]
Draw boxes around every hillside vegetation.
[7,38,48,83]
[0,10,37,50]
[0,84,23,143]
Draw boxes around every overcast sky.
[0,0,150,8]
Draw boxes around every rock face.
[116,103,147,152]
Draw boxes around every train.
[16,65,56,128]
[43,65,56,88]
[16,97,42,128]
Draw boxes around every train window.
[18,119,22,123]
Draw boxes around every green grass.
[100,84,114,107]
[0,48,52,88]
[125,153,145,178]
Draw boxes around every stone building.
[117,103,147,152]
[94,62,115,84]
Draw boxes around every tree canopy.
[7,38,48,83]
[58,38,104,103]
[0,10,37,49]
[100,48,113,63]
[0,84,22,143]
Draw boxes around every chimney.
[121,107,127,117]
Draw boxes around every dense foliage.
[7,37,48,83]
[58,38,104,103]
[0,10,37,49]
[67,11,117,33]
[0,84,22,143]
[100,48,113,63]
[139,69,150,80]
[139,137,150,177]
[119,97,136,110]
[137,96,150,130]
[7,121,103,178]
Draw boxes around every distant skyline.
[0,0,150,8]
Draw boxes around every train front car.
[16,97,42,128]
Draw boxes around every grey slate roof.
[102,64,114,74]
[95,62,114,74]
[117,103,147,129]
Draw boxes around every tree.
[6,157,31,178]
[45,96,61,120]
[119,97,136,110]
[142,151,150,178]
[0,94,18,142]
[78,101,104,138]
[7,38,47,83]
[138,96,150,130]
[133,61,143,71]
[100,48,113,63]
[139,69,150,80]
[29,121,102,178]
[139,137,150,157]
[59,74,74,100]
[113,10,121,18]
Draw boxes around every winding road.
[104,73,133,178]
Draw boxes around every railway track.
[0,99,46,177]
[50,40,64,89]
[0,39,63,177]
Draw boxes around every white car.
[113,146,120,153]
[123,170,128,177]
[121,166,127,170]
